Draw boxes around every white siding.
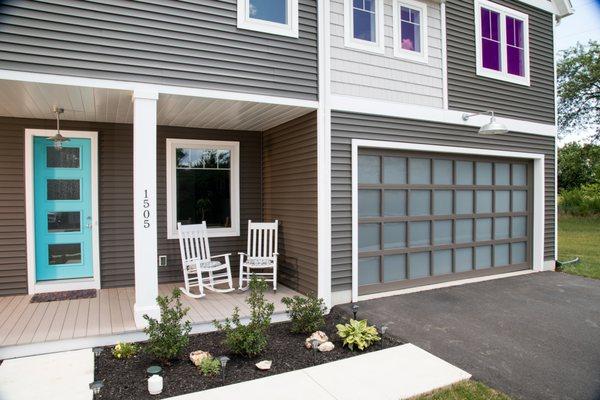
[330,0,444,107]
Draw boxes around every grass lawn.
[415,381,511,400]
[557,215,600,279]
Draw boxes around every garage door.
[357,149,532,295]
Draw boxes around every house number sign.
[143,189,151,228]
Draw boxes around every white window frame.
[474,0,530,86]
[392,0,428,63]
[166,139,240,240]
[344,0,386,54]
[237,0,299,38]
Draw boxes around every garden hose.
[556,257,580,268]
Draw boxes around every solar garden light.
[92,347,103,357]
[89,380,104,395]
[311,338,320,364]
[351,304,359,320]
[219,356,230,384]
[147,365,162,377]
[380,326,388,349]
[148,374,163,395]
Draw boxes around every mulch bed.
[30,289,97,303]
[94,307,401,399]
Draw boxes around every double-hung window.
[475,0,530,85]
[392,0,428,62]
[237,0,298,38]
[345,0,385,54]
[166,139,240,239]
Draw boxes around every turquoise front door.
[34,137,93,281]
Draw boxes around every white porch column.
[132,90,160,327]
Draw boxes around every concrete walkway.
[170,344,471,400]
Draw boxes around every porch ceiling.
[0,79,314,131]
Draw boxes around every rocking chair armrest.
[273,252,279,256]
[210,253,231,260]
[238,252,248,256]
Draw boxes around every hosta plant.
[336,319,380,351]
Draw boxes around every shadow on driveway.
[340,272,600,400]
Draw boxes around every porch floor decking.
[0,284,298,349]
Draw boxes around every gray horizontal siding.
[0,0,318,100]
[331,111,556,292]
[446,0,555,124]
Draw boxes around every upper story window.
[392,0,428,62]
[475,0,530,86]
[237,0,299,38]
[344,0,385,54]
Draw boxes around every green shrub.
[281,294,327,334]
[559,183,600,216]
[112,341,139,359]
[213,276,275,357]
[336,319,380,351]
[143,288,192,364]
[198,356,221,376]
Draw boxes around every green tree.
[558,142,600,191]
[557,41,599,142]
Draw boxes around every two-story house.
[0,0,572,357]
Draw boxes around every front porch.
[0,284,299,359]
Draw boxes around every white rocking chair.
[238,220,279,292]
[177,222,234,298]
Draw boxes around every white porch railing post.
[132,90,160,327]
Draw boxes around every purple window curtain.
[481,8,501,71]
[400,6,421,52]
[506,17,525,76]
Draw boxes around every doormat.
[30,289,97,303]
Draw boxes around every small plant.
[143,288,192,364]
[336,319,380,351]
[198,356,221,376]
[281,294,327,334]
[112,341,139,359]
[214,276,275,357]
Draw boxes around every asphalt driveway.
[342,272,600,400]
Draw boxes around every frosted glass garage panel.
[359,156,380,183]
[494,217,510,239]
[359,223,380,251]
[409,252,430,279]
[433,220,452,245]
[476,218,492,241]
[476,190,492,213]
[358,257,380,285]
[494,244,510,267]
[433,159,453,184]
[495,163,510,185]
[409,221,430,247]
[359,190,380,217]
[383,157,406,184]
[384,254,406,282]
[512,191,527,212]
[475,245,492,269]
[455,247,473,272]
[512,164,527,185]
[409,158,430,184]
[433,190,453,215]
[495,191,510,212]
[409,190,430,216]
[433,250,452,276]
[456,161,473,185]
[512,216,527,238]
[511,242,527,263]
[456,191,473,214]
[384,190,406,216]
[455,219,473,243]
[476,162,493,185]
[384,223,406,249]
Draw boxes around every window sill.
[393,48,429,64]
[344,38,386,55]
[237,19,299,38]
[476,66,530,87]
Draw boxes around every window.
[237,0,298,38]
[167,139,240,239]
[344,0,385,54]
[475,0,530,85]
[393,0,428,62]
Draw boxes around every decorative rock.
[189,350,211,367]
[318,341,335,352]
[255,360,272,370]
[305,331,329,349]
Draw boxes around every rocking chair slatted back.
[247,220,278,259]
[178,222,211,265]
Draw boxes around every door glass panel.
[359,223,380,251]
[358,257,380,285]
[455,190,473,214]
[47,179,80,200]
[512,164,527,185]
[433,249,452,275]
[358,155,380,184]
[433,190,453,215]
[495,190,510,212]
[495,163,510,185]
[511,242,527,263]
[433,220,452,245]
[494,217,510,239]
[476,190,492,213]
[48,243,81,265]
[512,191,527,212]
[409,190,430,216]
[455,247,473,272]
[475,245,492,269]
[476,218,492,241]
[383,254,406,282]
[409,158,430,184]
[358,189,380,217]
[433,159,453,184]
[409,252,430,279]
[384,222,406,249]
[384,190,406,216]
[476,162,493,185]
[409,221,430,247]
[494,244,510,266]
[512,216,527,238]
[456,161,473,185]
[455,219,473,243]
[47,212,80,232]
[383,157,406,184]
[47,147,80,168]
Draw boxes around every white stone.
[255,360,272,370]
[304,331,329,349]
[318,341,335,352]
[189,350,212,367]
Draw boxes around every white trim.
[331,94,556,136]
[0,70,319,110]
[474,0,531,86]
[553,16,559,261]
[344,0,386,54]
[392,0,429,63]
[24,129,100,295]
[166,139,241,240]
[237,0,299,38]
[350,139,546,303]
[440,1,449,109]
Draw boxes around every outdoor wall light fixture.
[461,110,508,135]
[47,105,70,149]
[351,304,359,320]
[311,338,320,364]
[89,380,104,395]
[219,356,229,384]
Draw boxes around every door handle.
[86,216,93,229]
